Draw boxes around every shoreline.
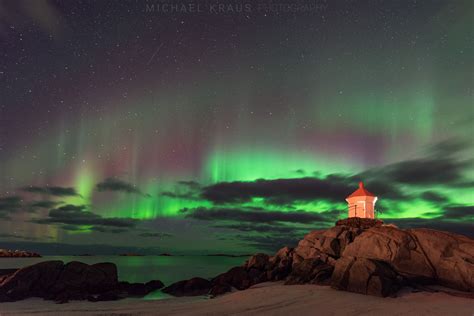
[1,283,473,316]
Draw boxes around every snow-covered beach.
[1,282,473,316]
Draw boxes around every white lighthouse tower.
[345,182,377,219]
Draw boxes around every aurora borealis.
[0,0,473,254]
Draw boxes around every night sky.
[0,0,473,255]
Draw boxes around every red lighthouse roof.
[346,182,375,198]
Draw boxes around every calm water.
[0,256,246,299]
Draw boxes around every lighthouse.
[345,182,377,219]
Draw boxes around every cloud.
[201,177,353,205]
[138,232,173,238]
[443,205,474,220]
[160,180,202,201]
[21,186,81,197]
[181,139,472,213]
[0,196,23,219]
[0,233,42,241]
[359,139,473,187]
[32,204,138,228]
[0,196,62,215]
[90,226,130,234]
[160,191,199,200]
[428,138,471,157]
[96,178,150,197]
[375,158,469,185]
[0,196,22,212]
[29,200,61,209]
[183,206,329,224]
[213,223,308,234]
[176,180,201,189]
[235,234,301,252]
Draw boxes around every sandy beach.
[1,282,472,316]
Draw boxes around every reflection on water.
[0,256,245,300]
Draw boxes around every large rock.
[158,220,474,299]
[410,229,474,292]
[40,261,119,301]
[245,253,270,270]
[0,260,64,301]
[162,277,212,297]
[331,256,401,297]
[266,247,294,281]
[0,269,17,278]
[285,258,333,285]
[118,280,164,297]
[0,260,163,302]
[342,227,474,291]
[293,226,363,264]
[212,266,252,290]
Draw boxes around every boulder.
[0,260,64,301]
[0,260,163,302]
[245,253,269,270]
[343,227,432,279]
[148,221,474,299]
[331,256,401,297]
[212,266,251,290]
[119,282,146,296]
[145,280,165,291]
[285,258,333,285]
[162,277,212,297]
[266,247,294,281]
[0,269,17,277]
[293,226,363,263]
[118,280,164,297]
[48,261,118,296]
[271,246,293,264]
[342,227,474,291]
[409,228,474,291]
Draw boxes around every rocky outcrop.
[163,253,275,297]
[0,249,41,257]
[164,217,474,299]
[342,227,474,292]
[331,256,401,297]
[335,217,384,229]
[285,258,333,285]
[0,261,163,303]
[266,247,294,281]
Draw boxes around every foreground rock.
[342,226,474,292]
[0,249,41,258]
[331,256,401,297]
[162,277,212,296]
[164,217,474,298]
[0,261,163,303]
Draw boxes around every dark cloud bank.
[96,178,151,197]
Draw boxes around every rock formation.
[0,261,163,303]
[2,218,472,302]
[164,218,474,298]
[0,249,41,257]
